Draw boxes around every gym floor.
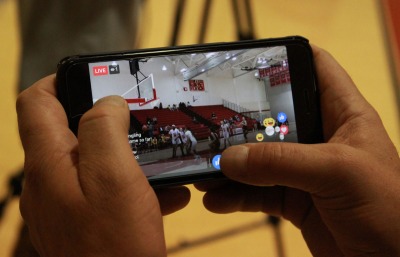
[1,1,399,256]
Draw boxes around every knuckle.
[19,190,31,222]
[16,90,29,112]
[252,143,291,169]
[79,105,128,133]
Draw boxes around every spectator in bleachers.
[151,137,158,151]
[211,112,217,120]
[141,124,148,136]
[160,134,167,149]
[147,121,154,138]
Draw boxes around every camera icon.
[109,64,120,74]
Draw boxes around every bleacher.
[130,108,210,140]
[190,105,257,130]
[130,105,257,141]
[191,105,243,125]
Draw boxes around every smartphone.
[56,36,323,187]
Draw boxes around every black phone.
[56,36,323,187]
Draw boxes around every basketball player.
[169,125,184,158]
[208,127,220,152]
[179,127,188,156]
[220,120,232,149]
[185,127,200,159]
[241,116,249,143]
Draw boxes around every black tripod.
[0,172,23,219]
[167,215,286,257]
[170,0,256,46]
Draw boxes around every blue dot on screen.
[212,155,221,170]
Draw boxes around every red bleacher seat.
[130,109,210,140]
[191,105,244,125]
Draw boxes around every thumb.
[77,96,150,201]
[220,143,353,194]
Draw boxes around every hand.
[196,46,400,256]
[17,75,190,257]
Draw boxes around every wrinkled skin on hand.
[196,46,400,256]
[17,77,190,257]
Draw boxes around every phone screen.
[86,45,300,182]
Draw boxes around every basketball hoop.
[121,73,157,106]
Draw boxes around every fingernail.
[221,145,249,174]
[94,95,127,108]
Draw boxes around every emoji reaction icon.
[275,126,280,133]
[277,112,287,123]
[263,117,275,127]
[279,133,285,140]
[280,125,289,135]
[256,133,264,142]
[265,126,275,136]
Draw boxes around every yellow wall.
[0,0,398,256]
[0,1,23,256]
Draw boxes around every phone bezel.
[56,36,323,187]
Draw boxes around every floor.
[0,0,399,256]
